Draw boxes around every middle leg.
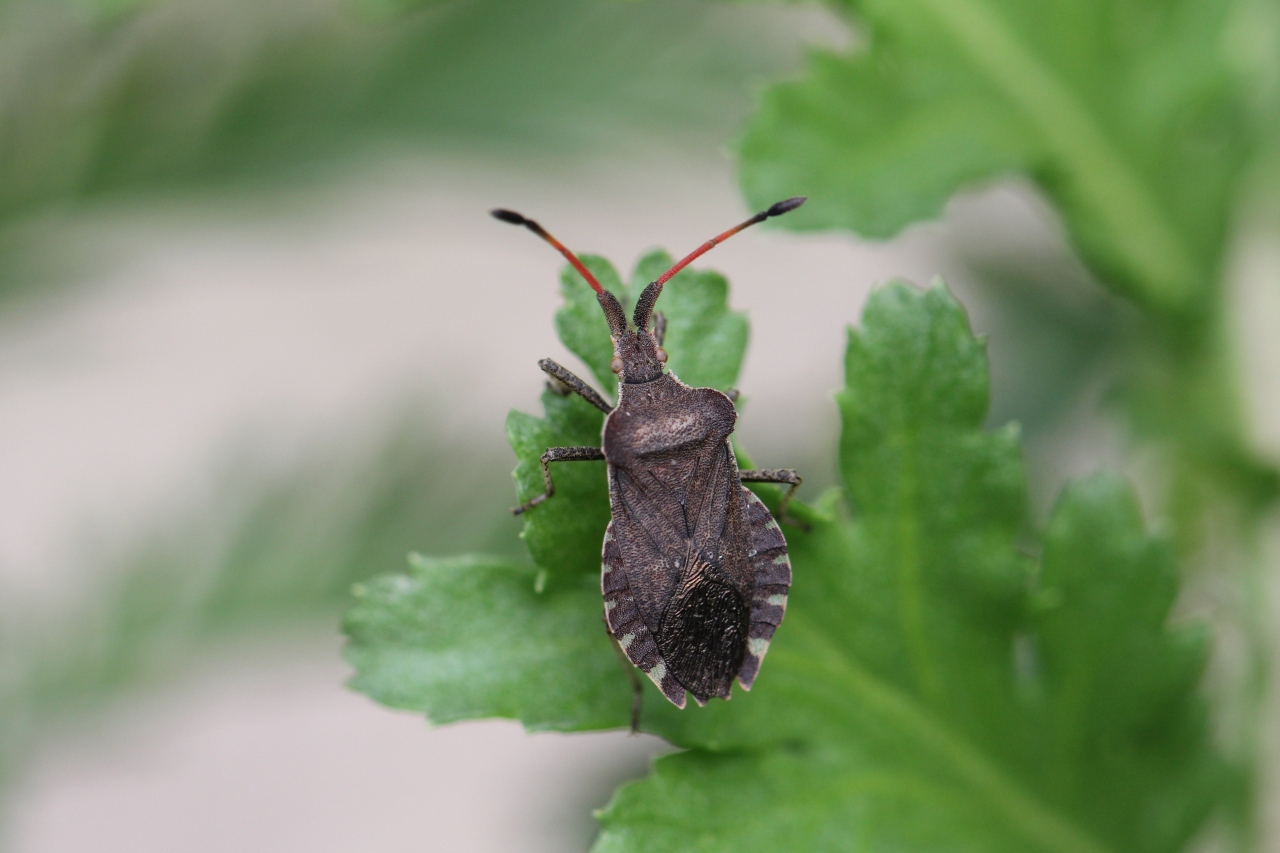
[512,446,606,515]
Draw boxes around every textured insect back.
[494,200,805,712]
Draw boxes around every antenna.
[491,209,604,294]
[656,197,805,288]
[633,197,805,329]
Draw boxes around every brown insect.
[493,199,804,720]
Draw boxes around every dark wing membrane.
[655,554,749,704]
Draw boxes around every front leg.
[512,446,606,515]
[538,358,612,413]
[739,468,804,528]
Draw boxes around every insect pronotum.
[493,199,805,722]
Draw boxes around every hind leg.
[739,468,804,528]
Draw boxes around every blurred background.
[0,0,1274,850]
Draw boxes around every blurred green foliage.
[0,0,1274,848]
[737,0,1279,523]
[746,0,1279,845]
[734,3,1278,843]
[0,0,818,305]
[0,0,804,223]
[741,0,1250,312]
[0,0,821,807]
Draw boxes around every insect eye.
[610,356,624,374]
[656,348,668,363]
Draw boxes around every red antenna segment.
[491,209,604,294]
[653,197,806,288]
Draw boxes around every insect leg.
[511,446,606,515]
[538,358,613,413]
[604,616,644,733]
[739,469,805,528]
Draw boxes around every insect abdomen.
[735,487,790,690]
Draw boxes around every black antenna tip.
[766,197,806,217]
[491,208,528,225]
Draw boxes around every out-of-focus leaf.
[0,0,816,230]
[344,554,632,730]
[738,0,1252,314]
[1032,474,1218,852]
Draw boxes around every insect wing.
[602,521,687,707]
[603,442,774,706]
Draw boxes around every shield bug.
[492,199,804,718]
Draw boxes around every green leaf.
[738,0,1252,313]
[344,275,1224,851]
[597,283,1221,852]
[1032,474,1220,851]
[595,748,1049,853]
[739,49,1035,239]
[834,281,1028,722]
[507,391,611,582]
[344,554,632,730]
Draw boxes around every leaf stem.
[780,618,1114,853]
[919,0,1201,310]
[893,429,942,703]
